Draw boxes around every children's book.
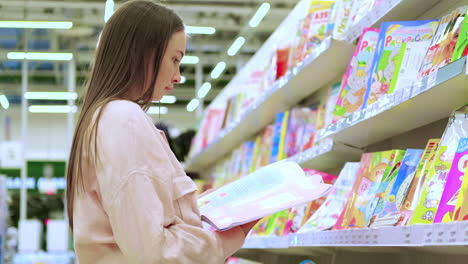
[434,138,468,223]
[270,111,290,163]
[332,0,355,40]
[340,151,394,229]
[305,1,336,56]
[399,139,440,225]
[365,20,439,106]
[334,28,379,121]
[300,106,319,151]
[371,149,424,227]
[284,169,338,234]
[365,149,406,227]
[454,166,468,221]
[198,161,332,231]
[411,105,468,224]
[285,108,312,158]
[419,14,452,78]
[452,8,468,62]
[300,162,360,232]
[324,82,341,127]
[348,0,375,27]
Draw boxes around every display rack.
[185,0,443,172]
[316,56,468,148]
[287,138,362,173]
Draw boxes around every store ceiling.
[0,0,296,109]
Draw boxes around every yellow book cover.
[278,111,290,161]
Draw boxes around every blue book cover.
[364,20,439,107]
[270,112,286,163]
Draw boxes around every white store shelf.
[316,56,468,148]
[287,138,363,172]
[186,0,446,172]
[238,221,468,257]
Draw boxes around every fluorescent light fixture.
[104,0,115,22]
[249,3,271,27]
[227,37,246,56]
[180,76,186,84]
[185,26,216,35]
[7,52,73,61]
[0,21,73,29]
[197,82,212,98]
[0,95,9,109]
[210,61,226,79]
[181,56,199,64]
[24,92,78,100]
[29,105,77,113]
[147,106,168,115]
[186,98,200,112]
[158,96,177,104]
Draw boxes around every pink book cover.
[334,28,379,121]
[434,138,468,223]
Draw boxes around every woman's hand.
[239,219,261,236]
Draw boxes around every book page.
[198,161,332,230]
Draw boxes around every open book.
[198,161,332,231]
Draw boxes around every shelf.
[186,0,446,172]
[238,221,468,257]
[316,56,468,148]
[288,138,363,172]
[186,38,355,172]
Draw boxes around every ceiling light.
[197,82,212,98]
[249,3,271,27]
[185,26,216,35]
[210,61,226,79]
[147,106,168,115]
[104,0,115,23]
[0,21,73,29]
[0,95,9,109]
[29,105,77,113]
[227,37,246,56]
[7,52,73,61]
[24,92,78,100]
[186,99,200,112]
[181,56,199,64]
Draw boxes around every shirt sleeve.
[95,101,245,264]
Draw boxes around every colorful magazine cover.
[371,149,424,227]
[270,111,289,164]
[324,82,341,126]
[434,138,468,223]
[454,166,468,221]
[299,162,360,232]
[348,0,375,27]
[365,20,439,106]
[285,108,313,158]
[452,8,468,62]
[285,169,338,234]
[341,151,395,229]
[332,0,355,40]
[365,149,406,227]
[432,7,467,70]
[304,0,336,56]
[399,139,440,225]
[334,28,379,120]
[411,105,468,224]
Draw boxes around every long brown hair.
[66,0,184,229]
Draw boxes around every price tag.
[427,71,437,90]
[422,224,436,245]
[456,221,468,244]
[443,222,458,244]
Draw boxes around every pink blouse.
[73,100,245,264]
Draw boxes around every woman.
[67,1,257,263]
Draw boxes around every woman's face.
[152,31,186,101]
